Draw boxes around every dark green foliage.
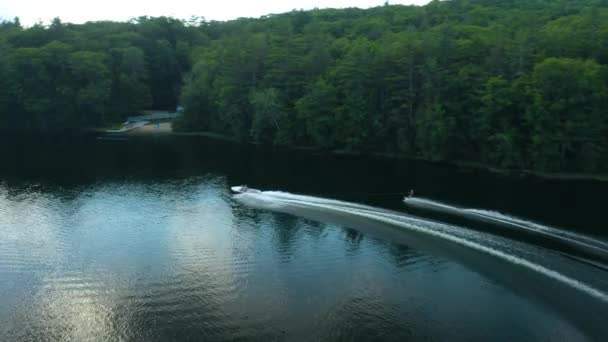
[1,1,608,173]
[0,16,206,132]
[527,58,608,172]
[296,79,338,148]
[175,1,608,173]
[249,88,285,143]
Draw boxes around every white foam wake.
[235,191,608,304]
[465,208,608,250]
[405,197,608,257]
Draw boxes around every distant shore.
[95,125,608,182]
[130,122,173,135]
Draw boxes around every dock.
[98,109,181,139]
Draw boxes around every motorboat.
[231,186,262,194]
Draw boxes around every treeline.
[2,0,608,173]
[0,16,206,131]
[176,0,608,173]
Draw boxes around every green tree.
[415,103,455,161]
[68,51,111,126]
[0,40,12,129]
[295,79,338,148]
[473,76,530,168]
[527,58,608,172]
[1,1,608,173]
[249,88,284,143]
[176,59,218,132]
[108,47,152,119]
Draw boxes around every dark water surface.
[1,136,607,341]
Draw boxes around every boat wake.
[464,208,608,250]
[403,197,608,268]
[233,190,608,306]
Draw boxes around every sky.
[0,0,430,26]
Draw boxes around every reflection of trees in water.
[345,228,363,243]
[300,218,325,237]
[269,213,301,261]
[231,207,305,261]
[383,243,443,271]
[230,201,262,228]
[343,228,364,255]
[373,237,447,272]
[385,243,416,268]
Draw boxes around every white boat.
[231,186,261,194]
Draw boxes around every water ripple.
[0,179,604,341]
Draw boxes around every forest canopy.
[1,0,607,173]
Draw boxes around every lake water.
[1,136,607,341]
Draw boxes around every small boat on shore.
[231,186,262,194]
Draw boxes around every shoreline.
[95,126,608,182]
[169,130,608,182]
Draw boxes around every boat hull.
[231,186,261,194]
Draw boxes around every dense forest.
[1,0,607,173]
